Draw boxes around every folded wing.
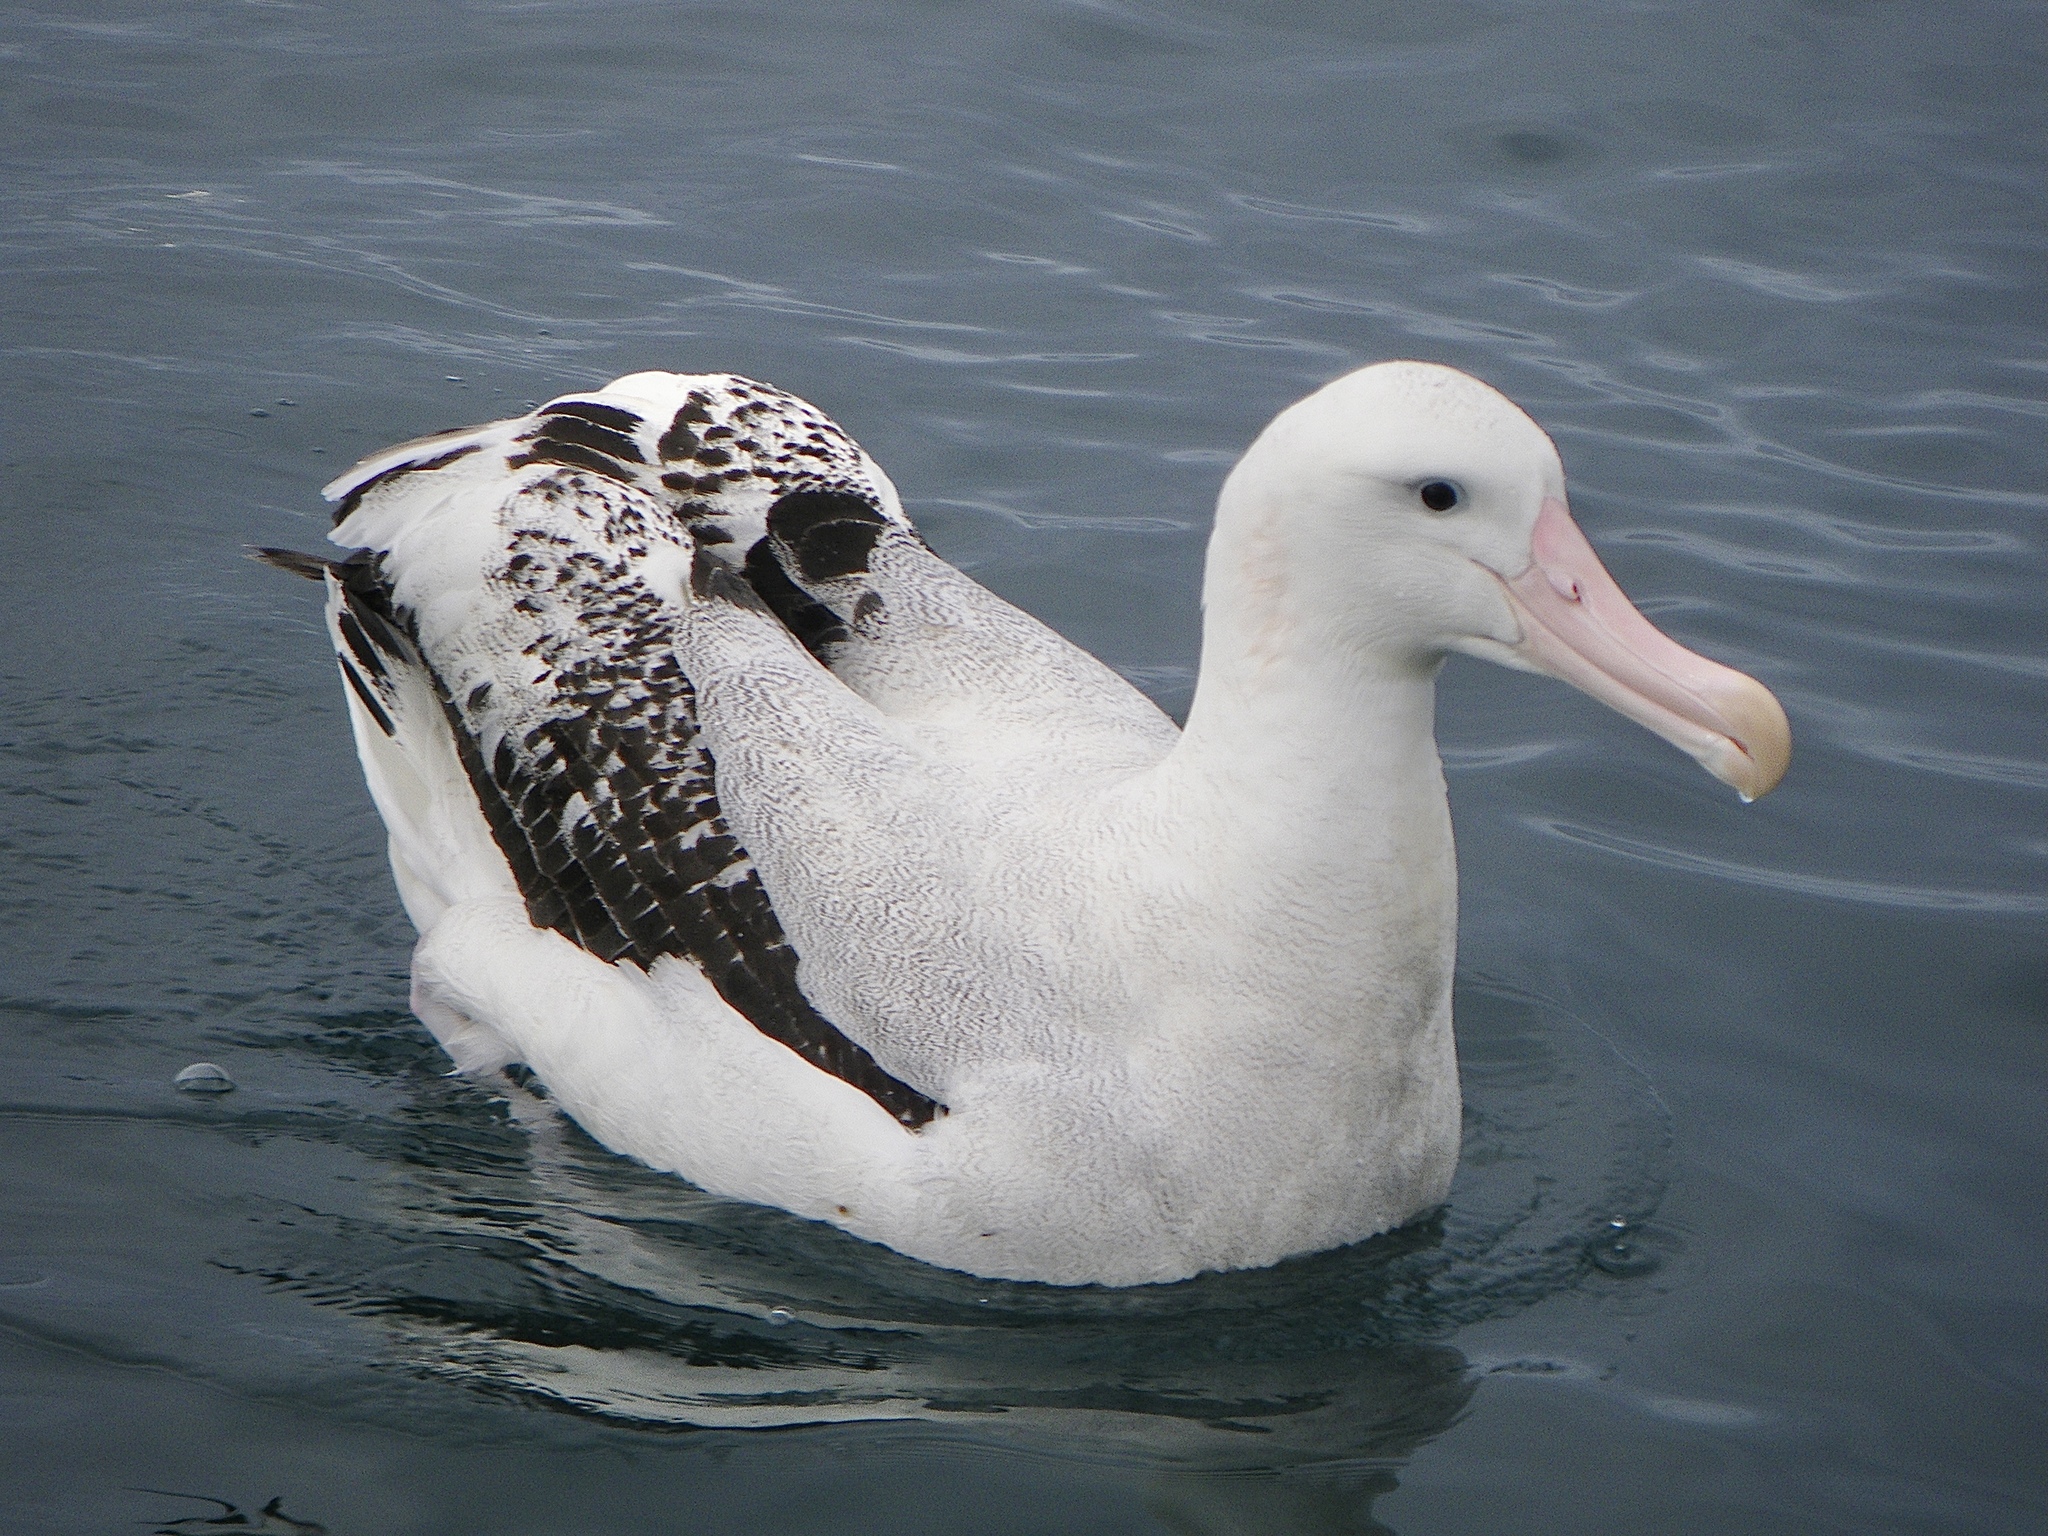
[280,375,945,1126]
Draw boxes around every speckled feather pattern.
[324,374,943,1125]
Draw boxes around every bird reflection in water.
[228,980,1659,1534]
[134,1490,326,1535]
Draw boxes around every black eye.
[1418,480,1461,513]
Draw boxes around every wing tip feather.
[250,545,333,581]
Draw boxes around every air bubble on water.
[173,1062,235,1094]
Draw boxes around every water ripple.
[279,161,667,227]
[180,981,1667,1446]
[840,338,1138,366]
[1649,162,1785,181]
[1253,286,1554,347]
[1695,257,1874,303]
[1491,273,1639,309]
[1442,743,1566,772]
[1530,819,2048,915]
[1857,747,2048,790]
[1101,210,1210,243]
[1227,194,1436,234]
[920,497,1193,533]
[719,293,989,333]
[793,154,910,174]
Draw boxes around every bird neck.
[1125,544,1458,1069]
[1163,617,1451,886]
[1160,487,1453,873]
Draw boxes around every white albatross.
[263,360,1789,1287]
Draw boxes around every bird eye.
[1418,480,1461,513]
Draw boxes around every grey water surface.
[3,1,2043,1532]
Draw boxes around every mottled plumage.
[276,374,949,1126]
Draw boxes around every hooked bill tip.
[1703,672,1792,800]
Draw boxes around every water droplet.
[765,1307,794,1326]
[1586,1217,1663,1277]
[173,1062,235,1094]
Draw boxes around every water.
[2,1,2042,1530]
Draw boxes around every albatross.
[262,361,1789,1287]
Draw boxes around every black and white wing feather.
[270,373,944,1127]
